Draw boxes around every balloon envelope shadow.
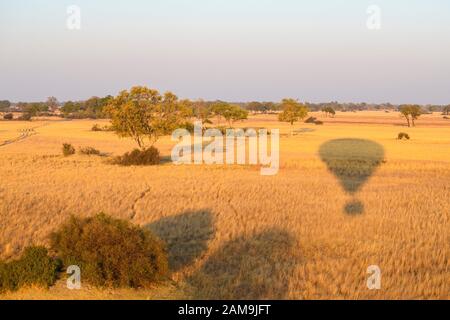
[319,139,385,214]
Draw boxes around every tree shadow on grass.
[145,210,215,272]
[188,228,297,299]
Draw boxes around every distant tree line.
[62,96,113,119]
[3,93,450,122]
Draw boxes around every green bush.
[50,214,168,288]
[62,143,76,157]
[79,146,101,156]
[398,132,410,140]
[112,147,160,166]
[0,246,60,293]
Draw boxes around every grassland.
[0,111,449,299]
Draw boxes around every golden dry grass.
[0,111,449,299]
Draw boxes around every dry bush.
[78,146,101,156]
[3,113,13,120]
[50,213,169,288]
[398,132,410,140]
[91,124,114,132]
[62,143,76,157]
[0,246,60,293]
[112,147,160,166]
[305,116,317,124]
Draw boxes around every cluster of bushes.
[0,214,169,293]
[62,143,161,165]
[91,124,114,132]
[2,113,32,121]
[112,147,160,166]
[62,143,102,157]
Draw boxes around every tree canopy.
[105,86,191,149]
[399,105,422,127]
[278,99,309,125]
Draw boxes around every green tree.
[193,100,213,125]
[210,101,230,125]
[61,101,80,115]
[223,105,248,127]
[322,106,336,117]
[443,105,450,115]
[278,99,309,126]
[105,86,189,149]
[409,105,422,127]
[0,100,11,111]
[24,102,48,116]
[399,105,422,127]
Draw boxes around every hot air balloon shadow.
[319,139,385,215]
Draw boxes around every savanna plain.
[0,111,449,299]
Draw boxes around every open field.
[0,111,449,299]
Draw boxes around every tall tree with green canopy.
[105,86,190,149]
[399,105,422,127]
[278,99,309,126]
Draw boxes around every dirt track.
[0,123,48,147]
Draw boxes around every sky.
[1,0,450,104]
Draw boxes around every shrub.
[91,124,113,132]
[112,147,160,166]
[314,120,324,125]
[50,214,168,288]
[18,113,32,121]
[3,113,13,120]
[0,246,60,293]
[398,132,410,140]
[444,116,449,120]
[304,116,317,124]
[78,146,101,156]
[91,124,102,131]
[62,143,76,156]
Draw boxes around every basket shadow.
[145,210,215,273]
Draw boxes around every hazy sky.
[1,0,450,104]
